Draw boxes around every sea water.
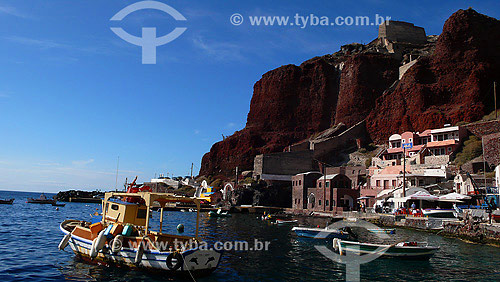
[1,190,499,281]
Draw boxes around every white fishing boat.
[291,226,352,239]
[333,239,439,259]
[275,219,298,224]
[58,192,222,277]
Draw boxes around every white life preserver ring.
[90,239,98,259]
[135,241,144,264]
[95,230,106,252]
[111,235,123,253]
[58,233,71,251]
[337,239,343,256]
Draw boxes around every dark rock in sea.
[55,190,104,202]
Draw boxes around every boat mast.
[114,156,120,192]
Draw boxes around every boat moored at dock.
[291,226,352,239]
[333,239,439,259]
[58,192,222,277]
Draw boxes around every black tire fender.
[166,252,183,270]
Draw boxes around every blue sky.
[0,0,498,192]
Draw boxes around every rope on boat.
[180,252,197,282]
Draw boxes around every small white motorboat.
[333,239,439,259]
[291,226,352,239]
[275,219,298,225]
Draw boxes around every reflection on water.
[1,191,500,281]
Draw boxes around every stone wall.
[465,120,500,167]
[484,133,500,167]
[465,120,500,137]
[253,150,316,178]
[424,155,451,165]
[442,221,500,245]
[399,59,418,80]
[311,120,368,161]
[378,21,427,44]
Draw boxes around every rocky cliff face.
[200,9,500,177]
[366,9,500,141]
[200,58,341,176]
[335,54,400,127]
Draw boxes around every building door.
[308,193,315,209]
[342,195,354,210]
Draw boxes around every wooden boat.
[27,193,56,204]
[333,239,439,259]
[52,203,66,207]
[367,228,395,234]
[0,198,14,204]
[58,192,222,276]
[291,226,351,239]
[422,209,455,218]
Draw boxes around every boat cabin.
[103,199,148,226]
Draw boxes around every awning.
[403,191,439,202]
[438,192,471,201]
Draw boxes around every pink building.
[374,125,467,167]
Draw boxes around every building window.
[376,180,381,187]
[299,180,301,185]
[319,200,322,206]
[326,200,329,206]
[319,182,322,188]
[326,182,330,188]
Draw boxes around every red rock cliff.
[366,9,500,141]
[200,9,500,176]
[200,58,341,176]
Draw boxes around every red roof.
[418,129,432,137]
